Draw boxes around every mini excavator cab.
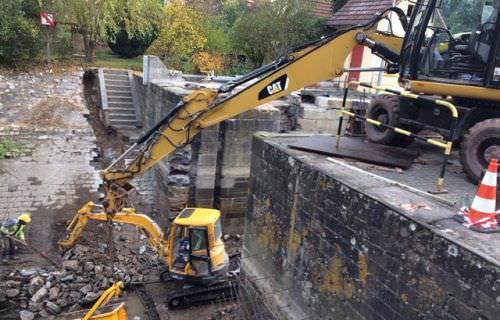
[167,208,228,285]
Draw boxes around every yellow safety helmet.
[18,213,31,224]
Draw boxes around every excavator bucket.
[78,281,128,320]
[84,303,128,320]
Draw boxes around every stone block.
[298,119,317,131]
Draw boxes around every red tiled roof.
[311,0,334,18]
[247,0,333,19]
[327,0,395,26]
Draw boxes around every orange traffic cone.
[458,159,499,233]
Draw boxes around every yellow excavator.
[59,0,500,311]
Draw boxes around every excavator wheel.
[460,118,500,184]
[366,95,414,147]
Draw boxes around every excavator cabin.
[167,208,228,285]
[366,0,500,183]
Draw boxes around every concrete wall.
[243,134,500,320]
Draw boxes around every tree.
[59,0,161,62]
[231,0,326,68]
[0,0,42,65]
[148,0,207,69]
[331,0,348,13]
[108,0,161,58]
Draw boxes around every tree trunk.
[82,32,93,62]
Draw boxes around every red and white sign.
[40,12,56,27]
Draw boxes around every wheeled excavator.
[59,0,500,312]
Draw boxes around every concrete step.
[108,101,134,107]
[106,84,131,91]
[106,79,129,86]
[109,113,137,120]
[108,107,136,114]
[106,90,132,97]
[103,69,129,75]
[107,96,134,103]
[109,119,138,127]
[104,75,129,81]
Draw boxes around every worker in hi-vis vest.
[1,213,31,262]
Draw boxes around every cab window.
[214,218,222,240]
[190,228,208,251]
[417,0,498,83]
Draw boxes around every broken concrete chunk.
[31,286,48,303]
[45,301,61,314]
[6,280,21,288]
[84,261,94,272]
[83,292,100,304]
[60,274,75,282]
[19,310,35,320]
[20,268,38,278]
[68,303,81,313]
[68,291,81,304]
[94,265,103,274]
[48,287,59,301]
[55,298,68,308]
[62,260,79,271]
[80,284,93,295]
[6,289,20,298]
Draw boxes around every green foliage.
[108,28,157,58]
[0,0,42,65]
[0,138,23,159]
[57,0,161,62]
[148,0,207,69]
[203,20,232,54]
[331,0,348,13]
[230,0,326,68]
[91,50,143,71]
[438,0,483,34]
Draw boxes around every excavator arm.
[99,8,406,211]
[58,201,167,254]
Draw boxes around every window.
[214,218,222,241]
[417,0,498,83]
[190,228,208,251]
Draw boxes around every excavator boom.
[58,202,166,253]
[100,9,406,212]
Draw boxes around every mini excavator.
[59,0,500,311]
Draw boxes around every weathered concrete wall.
[215,107,280,219]
[244,134,500,320]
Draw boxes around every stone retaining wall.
[244,134,500,320]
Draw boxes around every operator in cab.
[0,213,31,262]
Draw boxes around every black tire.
[366,95,414,147]
[168,297,184,309]
[460,118,500,184]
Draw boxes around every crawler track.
[167,279,239,310]
[133,283,161,320]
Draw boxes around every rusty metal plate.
[289,136,419,169]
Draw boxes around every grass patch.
[0,138,24,158]
[89,50,143,71]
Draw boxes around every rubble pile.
[3,240,164,319]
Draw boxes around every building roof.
[247,0,333,19]
[310,0,334,18]
[327,0,395,26]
